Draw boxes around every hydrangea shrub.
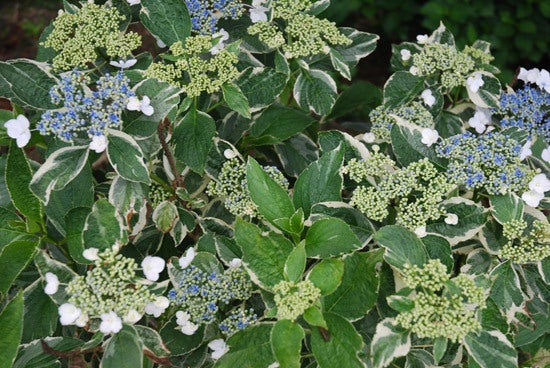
[0,1,549,367]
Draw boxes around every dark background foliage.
[0,0,548,99]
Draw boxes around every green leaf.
[284,242,306,283]
[329,48,351,80]
[335,28,379,66]
[124,77,181,137]
[426,198,489,245]
[305,217,361,258]
[0,292,23,368]
[390,123,448,169]
[134,325,171,358]
[293,146,344,217]
[139,0,191,47]
[0,207,28,251]
[107,129,150,184]
[249,105,316,145]
[101,324,143,368]
[235,218,293,290]
[214,323,275,367]
[311,312,364,368]
[13,337,83,368]
[237,67,288,111]
[489,193,524,225]
[324,249,382,320]
[45,160,94,237]
[152,201,179,233]
[65,207,92,264]
[433,337,447,365]
[22,280,58,343]
[374,225,428,269]
[383,71,425,108]
[466,72,502,109]
[0,240,37,299]
[293,69,337,116]
[246,157,295,229]
[173,108,216,174]
[159,319,204,356]
[464,330,517,368]
[371,318,411,368]
[0,59,58,110]
[306,258,344,296]
[328,81,382,120]
[222,83,251,119]
[303,306,327,328]
[6,142,42,224]
[29,146,89,205]
[271,320,304,368]
[274,133,319,178]
[422,235,453,272]
[83,199,127,251]
[489,261,525,314]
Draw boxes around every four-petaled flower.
[110,58,137,69]
[83,247,99,261]
[89,135,108,153]
[421,128,439,147]
[466,72,484,93]
[99,311,123,334]
[468,108,491,134]
[58,303,82,325]
[208,338,229,360]
[421,89,436,107]
[400,49,411,61]
[144,296,170,317]
[4,115,31,148]
[522,173,550,207]
[250,0,268,23]
[141,255,166,281]
[176,311,199,335]
[127,95,154,116]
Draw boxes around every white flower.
[99,311,123,334]
[519,140,532,161]
[208,338,229,360]
[141,256,166,281]
[522,190,544,207]
[223,148,237,159]
[541,147,550,163]
[444,213,459,225]
[83,247,99,261]
[123,309,143,324]
[468,108,491,134]
[179,248,196,269]
[528,173,550,194]
[176,311,199,335]
[420,89,436,107]
[414,226,427,238]
[89,135,108,153]
[109,58,137,69]
[155,36,166,48]
[75,313,89,327]
[362,132,376,143]
[536,69,550,93]
[416,34,429,44]
[44,272,59,295]
[126,0,140,5]
[58,303,82,325]
[4,115,31,148]
[409,66,419,75]
[466,72,484,93]
[400,49,411,61]
[420,128,439,147]
[229,258,242,268]
[210,29,229,55]
[144,296,170,317]
[127,96,154,116]
[250,0,268,23]
[518,67,540,84]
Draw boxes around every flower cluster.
[42,2,141,70]
[247,0,351,59]
[273,280,321,321]
[436,131,534,195]
[501,219,550,263]
[185,0,245,34]
[369,101,434,141]
[167,264,253,327]
[218,307,258,337]
[145,35,239,97]
[493,84,550,141]
[345,158,455,231]
[395,259,486,343]
[56,247,163,334]
[206,157,289,218]
[37,70,135,151]
[408,41,490,91]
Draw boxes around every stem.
[157,118,185,189]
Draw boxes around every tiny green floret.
[273,280,321,321]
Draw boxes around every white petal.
[541,147,550,163]
[208,339,228,360]
[250,7,268,23]
[414,226,427,238]
[109,60,123,68]
[75,313,89,327]
[142,256,165,281]
[181,321,199,335]
[444,213,459,225]
[421,89,435,107]
[99,311,123,334]
[44,272,59,295]
[15,130,31,148]
[528,173,550,194]
[83,247,99,261]
[59,303,82,325]
[400,49,411,61]
[229,258,242,268]
[420,128,439,146]
[416,34,429,44]
[124,309,143,324]
[362,132,376,143]
[519,140,532,161]
[223,149,237,159]
[127,96,141,111]
[522,190,544,207]
[89,135,108,153]
[141,104,155,116]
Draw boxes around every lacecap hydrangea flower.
[273,279,321,321]
[501,219,550,263]
[185,0,245,35]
